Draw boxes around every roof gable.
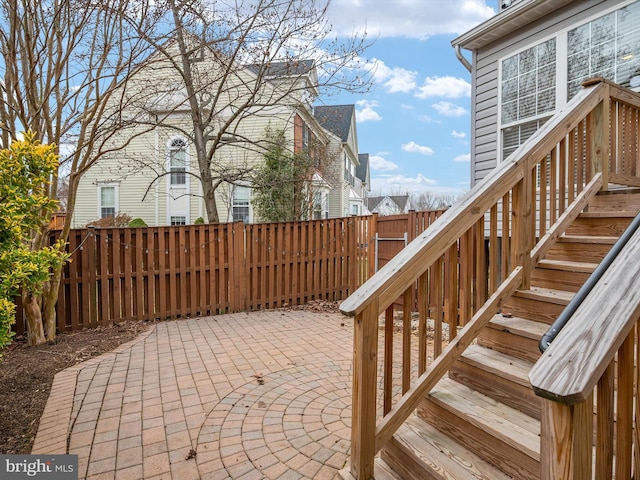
[314,105,355,142]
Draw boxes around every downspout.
[455,44,472,73]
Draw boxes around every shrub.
[194,217,205,224]
[128,218,148,228]
[86,213,132,228]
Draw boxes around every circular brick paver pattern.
[196,361,352,479]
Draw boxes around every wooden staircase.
[340,79,640,480]
[372,189,640,479]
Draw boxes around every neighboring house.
[367,195,409,216]
[354,153,371,216]
[314,105,369,218]
[452,0,640,188]
[72,44,364,226]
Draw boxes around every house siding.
[470,0,619,185]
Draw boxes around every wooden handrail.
[344,77,640,479]
[340,80,607,319]
[530,221,640,404]
[374,266,523,451]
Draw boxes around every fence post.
[231,222,246,312]
[85,227,97,328]
[368,214,378,279]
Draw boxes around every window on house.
[312,192,325,220]
[99,185,117,218]
[501,38,556,160]
[170,216,186,226]
[502,118,549,160]
[232,186,250,223]
[567,3,640,98]
[169,138,187,186]
[351,204,360,216]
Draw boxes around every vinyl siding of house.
[462,0,634,186]
[73,45,333,227]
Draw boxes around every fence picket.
[16,214,454,332]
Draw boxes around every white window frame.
[97,183,119,219]
[231,185,252,223]
[167,137,189,188]
[497,0,640,161]
[498,36,559,161]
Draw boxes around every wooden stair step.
[449,344,540,419]
[566,215,633,236]
[478,314,547,363]
[418,377,540,480]
[558,234,617,245]
[488,314,548,340]
[578,210,637,218]
[339,458,404,480]
[531,259,597,292]
[381,415,513,480]
[502,286,574,323]
[513,286,574,305]
[536,258,597,273]
[546,235,615,264]
[456,344,532,389]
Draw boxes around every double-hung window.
[501,38,557,160]
[232,186,250,223]
[99,184,118,218]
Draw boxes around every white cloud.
[371,173,437,193]
[327,0,495,39]
[369,154,399,172]
[432,101,468,117]
[454,153,471,162]
[401,141,434,156]
[368,58,417,93]
[416,76,471,99]
[419,115,441,124]
[355,99,382,122]
[452,130,467,139]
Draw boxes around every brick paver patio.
[32,310,356,479]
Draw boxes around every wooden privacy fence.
[14,209,454,334]
[15,217,370,334]
[373,210,447,271]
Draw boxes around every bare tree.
[0,0,155,343]
[409,191,457,211]
[117,0,373,223]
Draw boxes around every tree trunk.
[201,166,220,223]
[22,290,46,346]
[43,268,62,341]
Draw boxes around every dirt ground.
[0,300,342,455]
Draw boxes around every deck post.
[540,395,593,480]
[351,299,379,479]
[589,92,610,190]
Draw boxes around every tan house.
[72,44,367,226]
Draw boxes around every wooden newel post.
[511,177,532,290]
[589,94,610,190]
[351,300,379,479]
[540,396,593,480]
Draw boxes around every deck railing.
[530,212,640,479]
[340,78,640,479]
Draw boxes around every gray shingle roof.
[314,105,355,142]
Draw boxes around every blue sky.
[323,0,498,197]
